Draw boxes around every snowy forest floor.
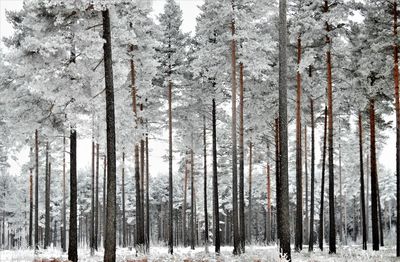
[0,244,397,261]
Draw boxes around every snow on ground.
[0,244,397,261]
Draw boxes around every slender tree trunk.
[267,159,272,243]
[122,151,126,247]
[305,125,309,245]
[295,36,303,252]
[102,9,117,261]
[183,157,188,247]
[103,155,107,247]
[239,62,245,252]
[230,0,240,255]
[95,143,99,250]
[370,98,379,251]
[44,142,50,249]
[339,132,343,244]
[393,0,400,256]
[275,118,280,242]
[91,140,95,255]
[359,112,367,250]
[140,108,145,245]
[62,135,66,252]
[319,106,328,251]
[324,0,336,254]
[309,98,315,251]
[212,98,220,254]
[168,79,173,254]
[190,148,195,250]
[29,163,33,248]
[145,134,150,251]
[68,129,78,262]
[278,0,291,258]
[248,141,253,243]
[203,116,209,251]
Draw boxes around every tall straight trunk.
[29,163,33,248]
[145,134,150,251]
[248,141,253,243]
[378,185,384,246]
[393,0,400,256]
[278,0,291,258]
[122,152,126,247]
[103,155,107,247]
[319,106,328,251]
[366,154,370,243]
[102,9,117,262]
[370,98,379,251]
[275,118,280,241]
[203,116,209,251]
[230,0,240,255]
[190,148,195,250]
[295,36,303,252]
[239,62,245,252]
[140,109,145,245]
[168,79,173,254]
[35,130,39,251]
[45,142,50,249]
[90,140,95,255]
[339,133,343,244]
[212,98,220,253]
[62,135,66,252]
[267,160,272,242]
[359,112,367,250]
[183,157,188,247]
[68,129,78,262]
[95,143,99,250]
[309,98,315,251]
[324,0,336,254]
[305,125,309,245]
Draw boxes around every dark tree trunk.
[212,98,220,254]
[393,0,400,256]
[68,129,78,262]
[168,79,173,254]
[102,9,117,262]
[319,106,328,251]
[359,112,367,250]
[248,141,253,243]
[91,140,95,255]
[29,146,33,248]
[203,116,209,251]
[309,98,315,252]
[239,62,245,253]
[278,0,290,257]
[295,36,303,252]
[34,130,39,251]
[122,151,126,247]
[275,118,280,242]
[95,143,99,250]
[191,148,195,250]
[230,0,240,255]
[145,134,150,251]
[44,142,50,249]
[370,98,379,251]
[62,135,66,252]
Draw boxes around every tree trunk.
[122,151,126,247]
[62,135,66,252]
[359,112,367,250]
[370,98,379,251]
[91,140,95,255]
[295,36,303,252]
[278,0,291,258]
[230,0,240,255]
[212,98,220,254]
[393,0,400,256]
[339,131,343,244]
[275,118,280,242]
[319,106,328,251]
[168,79,173,254]
[145,134,150,251]
[248,141,253,243]
[305,125,309,245]
[140,108,145,246]
[95,143,99,250]
[29,162,33,248]
[203,116,209,251]
[68,129,78,262]
[190,148,195,250]
[102,9,117,262]
[183,157,188,247]
[324,0,336,254]
[44,142,50,249]
[309,98,315,251]
[267,159,272,243]
[239,62,245,252]
[102,155,107,247]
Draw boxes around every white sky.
[0,0,397,178]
